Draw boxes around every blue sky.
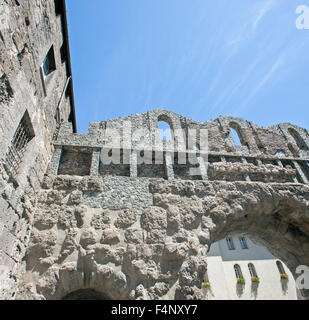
[66,0,309,134]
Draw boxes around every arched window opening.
[204,269,209,282]
[276,261,286,275]
[229,122,243,147]
[158,121,172,141]
[248,263,258,278]
[288,128,308,151]
[230,128,242,146]
[234,264,243,279]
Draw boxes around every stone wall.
[19,109,307,300]
[0,0,75,299]
[50,110,309,185]
[16,175,309,300]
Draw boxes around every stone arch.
[18,177,309,300]
[204,187,309,300]
[149,179,309,299]
[288,127,308,151]
[62,289,110,300]
[229,122,246,147]
[157,114,174,141]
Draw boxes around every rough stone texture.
[1,0,309,301]
[0,0,75,299]
[16,108,309,300]
[15,174,309,300]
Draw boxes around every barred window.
[5,111,35,175]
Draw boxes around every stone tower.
[0,1,309,301]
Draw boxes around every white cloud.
[252,0,277,30]
[226,0,277,50]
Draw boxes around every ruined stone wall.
[16,174,309,300]
[0,0,75,299]
[52,110,309,184]
[15,109,309,300]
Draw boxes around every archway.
[229,122,244,147]
[206,232,300,300]
[62,289,110,300]
[288,128,308,151]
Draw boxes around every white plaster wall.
[206,236,298,300]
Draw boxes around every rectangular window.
[42,46,56,77]
[5,111,35,175]
[226,238,235,250]
[239,237,248,249]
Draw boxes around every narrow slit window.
[226,237,235,250]
[276,261,286,275]
[5,111,35,175]
[239,237,248,249]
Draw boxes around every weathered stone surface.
[18,173,309,300]
[114,209,138,229]
[101,228,121,245]
[1,0,308,301]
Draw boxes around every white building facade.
[204,235,298,300]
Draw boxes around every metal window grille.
[5,112,34,175]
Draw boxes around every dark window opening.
[226,237,235,250]
[54,0,63,16]
[68,111,73,123]
[5,110,35,175]
[234,264,243,279]
[239,237,248,249]
[248,263,258,278]
[60,44,66,63]
[276,261,286,275]
[43,46,56,76]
